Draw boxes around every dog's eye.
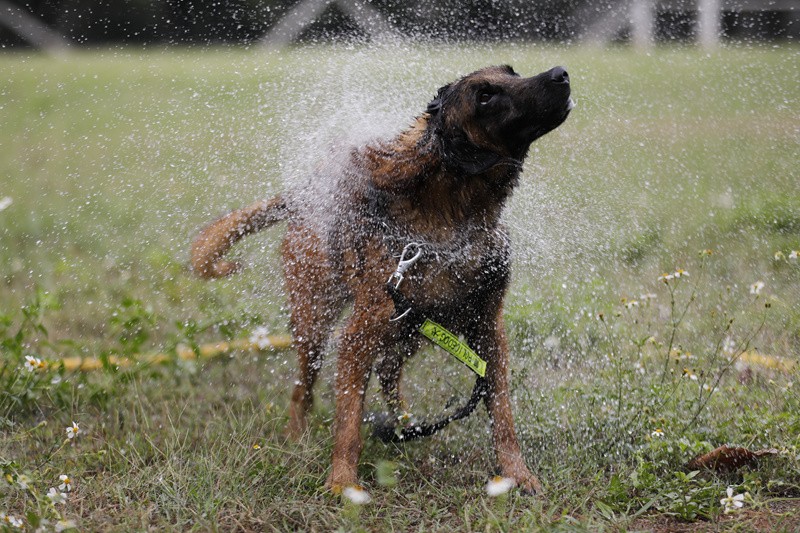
[478,92,494,105]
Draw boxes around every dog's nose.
[549,66,569,84]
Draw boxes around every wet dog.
[191,65,572,494]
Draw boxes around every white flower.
[65,421,80,439]
[749,281,765,295]
[0,196,12,212]
[789,250,798,260]
[1,513,23,529]
[682,368,698,381]
[673,269,689,278]
[658,273,674,283]
[47,486,67,504]
[640,293,657,301]
[720,487,746,513]
[249,326,273,350]
[397,411,414,426]
[342,485,372,505]
[58,474,72,492]
[486,476,515,497]
[722,337,736,355]
[650,428,665,438]
[55,519,77,532]
[16,474,31,490]
[24,355,43,372]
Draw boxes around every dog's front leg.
[326,300,395,492]
[470,306,542,496]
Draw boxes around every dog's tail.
[191,195,289,279]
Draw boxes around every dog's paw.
[486,474,542,497]
[325,467,360,494]
[329,483,372,504]
[495,466,543,497]
[517,474,543,496]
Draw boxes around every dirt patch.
[630,499,800,532]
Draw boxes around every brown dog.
[191,65,572,495]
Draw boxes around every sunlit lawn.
[1,44,798,530]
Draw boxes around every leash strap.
[371,377,487,443]
[371,245,488,443]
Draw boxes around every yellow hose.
[739,350,796,373]
[54,335,293,372]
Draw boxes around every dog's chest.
[391,228,510,312]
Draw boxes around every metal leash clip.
[387,242,423,321]
[388,242,423,289]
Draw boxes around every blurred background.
[1,2,798,530]
[1,0,797,51]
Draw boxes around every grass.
[1,43,799,530]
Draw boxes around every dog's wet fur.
[192,65,572,494]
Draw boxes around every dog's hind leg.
[282,225,342,440]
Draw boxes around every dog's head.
[426,65,573,175]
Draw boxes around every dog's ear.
[500,64,518,76]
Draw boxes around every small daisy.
[720,487,746,514]
[650,428,665,438]
[252,443,261,450]
[722,337,736,355]
[397,411,414,426]
[749,281,765,295]
[58,474,72,492]
[342,485,372,505]
[2,513,23,529]
[65,421,80,440]
[774,251,785,261]
[249,326,273,350]
[789,250,798,260]
[682,368,698,381]
[673,268,689,278]
[16,474,31,490]
[47,486,67,504]
[0,196,12,212]
[55,519,77,532]
[24,355,43,372]
[486,476,515,496]
[624,299,639,309]
[658,273,674,283]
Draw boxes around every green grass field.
[1,44,799,531]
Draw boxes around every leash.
[368,243,488,443]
